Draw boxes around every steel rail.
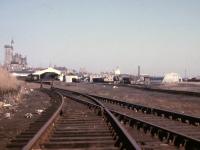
[75,91,200,149]
[85,93,200,149]
[85,92,200,149]
[71,92,200,149]
[54,88,141,150]
[89,94,200,126]
[52,87,200,125]
[22,91,64,150]
[53,87,200,149]
[111,110,200,149]
[51,86,200,125]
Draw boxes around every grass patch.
[0,68,19,94]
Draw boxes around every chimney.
[138,65,140,77]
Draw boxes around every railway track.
[88,94,200,150]
[42,96,120,149]
[54,87,200,150]
[56,89,176,149]
[6,88,140,150]
[6,84,200,150]
[6,89,63,149]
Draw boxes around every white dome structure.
[162,73,182,83]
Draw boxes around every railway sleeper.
[49,136,114,142]
[42,141,117,149]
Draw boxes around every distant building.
[4,45,13,69]
[138,74,151,85]
[4,41,28,71]
[90,74,104,83]
[65,75,78,83]
[162,73,182,83]
[30,67,64,81]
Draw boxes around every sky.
[0,0,200,76]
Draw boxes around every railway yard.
[2,1,200,149]
[0,81,200,149]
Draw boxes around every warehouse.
[29,67,64,81]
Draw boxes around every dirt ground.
[0,82,51,149]
[54,82,200,117]
[151,82,200,92]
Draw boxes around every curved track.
[54,87,200,150]
[57,89,176,149]
[6,85,200,150]
[42,97,119,149]
[7,88,140,150]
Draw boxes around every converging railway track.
[90,94,200,149]
[55,87,200,150]
[42,97,119,149]
[7,87,139,150]
[6,84,200,150]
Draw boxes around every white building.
[162,73,182,83]
[65,75,78,83]
[32,67,64,81]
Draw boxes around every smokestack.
[138,65,140,77]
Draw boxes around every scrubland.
[0,68,19,93]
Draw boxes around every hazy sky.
[0,0,200,76]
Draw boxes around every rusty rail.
[111,110,200,149]
[90,94,200,126]
[55,88,141,150]
[54,87,200,149]
[22,91,64,150]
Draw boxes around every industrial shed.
[30,67,64,81]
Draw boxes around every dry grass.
[0,68,19,93]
